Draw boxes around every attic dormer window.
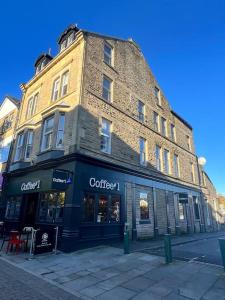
[58,25,79,53]
[34,54,53,75]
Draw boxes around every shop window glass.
[83,194,95,223]
[193,196,200,220]
[38,192,65,223]
[5,196,22,219]
[178,201,185,220]
[140,192,149,220]
[97,195,108,223]
[109,195,120,223]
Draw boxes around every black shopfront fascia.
[4,168,73,232]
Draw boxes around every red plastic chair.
[6,231,26,254]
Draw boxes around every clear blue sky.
[0,0,224,194]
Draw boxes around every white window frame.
[161,117,167,137]
[14,133,24,162]
[61,71,69,97]
[100,118,111,154]
[163,149,170,174]
[171,124,176,142]
[153,111,159,132]
[138,100,145,122]
[191,163,195,183]
[102,75,112,102]
[154,86,161,106]
[51,77,60,102]
[26,93,38,119]
[24,130,34,160]
[155,145,162,171]
[41,116,54,152]
[56,113,65,149]
[139,137,147,165]
[173,154,180,177]
[104,42,113,66]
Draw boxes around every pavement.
[1,242,225,299]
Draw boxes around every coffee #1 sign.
[21,180,41,191]
[89,178,120,191]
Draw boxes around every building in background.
[0,96,20,218]
[217,194,225,227]
[3,25,223,251]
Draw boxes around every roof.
[171,110,192,131]
[34,53,53,68]
[5,95,20,107]
[57,24,80,44]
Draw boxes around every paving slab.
[95,286,136,300]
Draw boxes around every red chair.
[6,231,26,254]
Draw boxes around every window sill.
[103,61,118,73]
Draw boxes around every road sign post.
[164,234,172,264]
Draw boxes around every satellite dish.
[198,157,206,166]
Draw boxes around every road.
[144,233,225,266]
[0,259,79,300]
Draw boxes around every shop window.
[97,195,108,223]
[5,196,22,220]
[82,194,95,223]
[109,195,120,223]
[178,201,185,220]
[193,196,200,220]
[38,192,65,223]
[82,193,121,224]
[140,192,149,220]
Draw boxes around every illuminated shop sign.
[21,180,41,191]
[89,177,120,191]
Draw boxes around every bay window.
[24,130,34,160]
[41,116,54,151]
[14,132,24,161]
[56,113,65,148]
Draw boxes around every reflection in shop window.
[178,202,185,220]
[193,196,200,220]
[140,192,149,220]
[83,194,95,222]
[109,195,120,223]
[38,192,65,223]
[5,196,22,219]
[97,195,108,223]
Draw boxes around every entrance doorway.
[22,193,39,227]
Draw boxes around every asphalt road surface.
[144,234,225,266]
[0,259,78,300]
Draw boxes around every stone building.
[3,25,220,251]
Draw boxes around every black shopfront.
[3,159,126,252]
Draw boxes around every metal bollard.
[164,234,172,264]
[218,238,225,271]
[124,223,130,254]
